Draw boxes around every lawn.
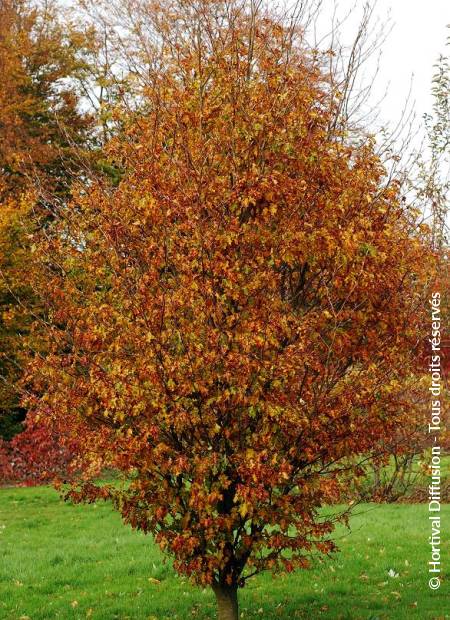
[0,486,448,620]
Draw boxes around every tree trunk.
[212,583,239,620]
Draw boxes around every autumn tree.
[367,28,450,490]
[0,0,95,441]
[28,1,436,617]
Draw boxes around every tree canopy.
[0,0,94,440]
[25,2,437,618]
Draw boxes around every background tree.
[367,30,450,500]
[422,25,449,252]
[27,1,436,618]
[0,0,95,441]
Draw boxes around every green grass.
[0,486,448,619]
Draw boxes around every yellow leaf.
[239,502,249,518]
[148,577,161,585]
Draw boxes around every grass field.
[0,486,448,620]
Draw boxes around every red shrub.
[0,412,77,486]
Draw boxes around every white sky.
[371,0,449,126]
[314,0,450,141]
[304,0,449,236]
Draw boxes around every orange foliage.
[26,0,437,611]
[0,0,95,441]
[0,0,93,199]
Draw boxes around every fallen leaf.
[387,569,399,578]
[148,577,161,585]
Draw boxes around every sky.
[312,0,450,143]
[302,0,449,235]
[364,0,448,137]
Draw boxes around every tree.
[0,0,95,199]
[421,26,449,252]
[0,411,77,485]
[0,0,95,441]
[27,1,436,617]
[366,29,450,500]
